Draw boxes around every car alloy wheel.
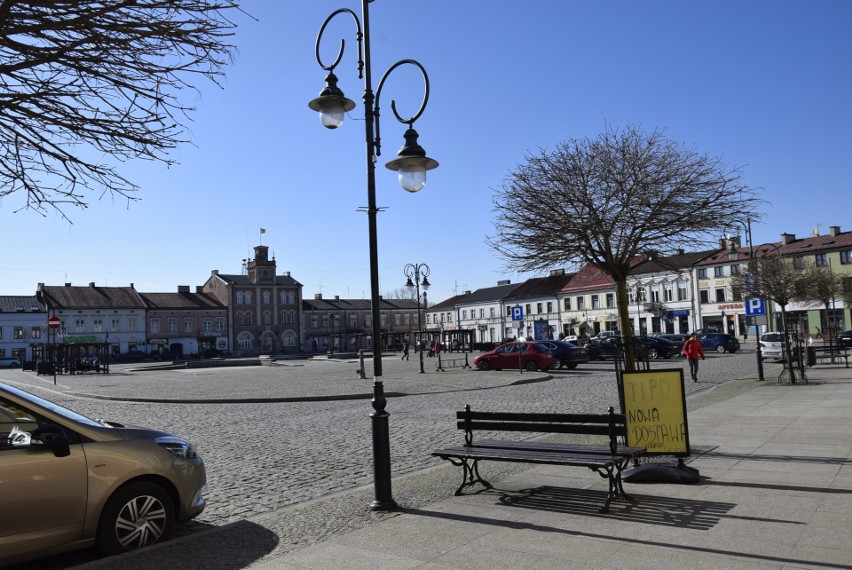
[647,348,659,359]
[477,360,491,371]
[716,345,726,353]
[525,361,537,372]
[97,481,174,555]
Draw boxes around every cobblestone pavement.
[1,347,775,568]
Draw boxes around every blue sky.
[1,0,850,305]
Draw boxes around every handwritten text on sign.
[622,370,690,456]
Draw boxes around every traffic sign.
[48,316,61,329]
[511,305,524,321]
[745,298,766,316]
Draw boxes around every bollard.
[356,349,367,379]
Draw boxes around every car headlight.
[156,436,198,459]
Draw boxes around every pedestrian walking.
[402,340,410,361]
[682,333,706,382]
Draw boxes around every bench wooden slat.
[456,421,622,437]
[456,410,625,424]
[475,438,645,458]
[432,446,618,469]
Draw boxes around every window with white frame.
[480,308,485,319]
[203,318,213,332]
[288,292,296,304]
[167,318,178,333]
[547,301,553,313]
[245,312,252,325]
[263,291,271,304]
[663,283,673,302]
[714,266,724,277]
[636,286,647,302]
[490,307,495,318]
[245,291,252,304]
[128,317,137,331]
[263,311,272,325]
[815,253,827,266]
[184,319,193,333]
[31,327,41,339]
[14,327,24,339]
[677,281,688,301]
[650,285,660,303]
[606,293,614,308]
[149,318,160,333]
[730,264,740,275]
[93,319,103,332]
[236,291,244,304]
[564,298,571,310]
[216,318,225,332]
[698,268,708,279]
[841,250,852,264]
[111,318,120,332]
[591,295,600,309]
[576,296,584,310]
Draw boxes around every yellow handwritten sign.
[621,369,690,456]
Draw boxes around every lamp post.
[404,263,430,374]
[310,1,438,512]
[727,218,764,381]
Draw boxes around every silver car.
[0,382,206,566]
[759,332,804,361]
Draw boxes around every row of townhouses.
[1,228,850,362]
[427,226,852,346]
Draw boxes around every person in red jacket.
[682,333,706,382]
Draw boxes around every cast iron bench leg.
[445,456,492,495]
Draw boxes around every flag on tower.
[260,228,266,234]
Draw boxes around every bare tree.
[733,249,809,382]
[799,262,846,346]
[489,125,762,370]
[383,287,418,302]
[0,0,244,219]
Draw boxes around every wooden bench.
[432,405,645,513]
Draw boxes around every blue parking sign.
[511,305,524,321]
[745,297,766,316]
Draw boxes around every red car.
[474,341,556,371]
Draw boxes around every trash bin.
[806,346,816,367]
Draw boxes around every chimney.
[497,280,511,285]
[830,225,841,236]
[549,269,565,276]
[676,248,685,255]
[89,282,96,288]
[196,286,204,293]
[314,293,323,300]
[177,285,190,293]
[463,290,471,295]
[781,232,796,245]
[334,295,340,300]
[284,271,290,277]
[211,269,219,276]
[65,283,71,287]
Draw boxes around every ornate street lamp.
[309,1,438,512]
[404,263,430,374]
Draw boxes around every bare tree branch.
[0,0,245,219]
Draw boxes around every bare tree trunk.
[615,278,636,372]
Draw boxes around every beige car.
[0,382,206,565]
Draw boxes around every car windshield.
[1,383,103,428]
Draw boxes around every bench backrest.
[456,405,625,454]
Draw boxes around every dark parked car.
[698,333,740,353]
[473,341,556,372]
[585,336,680,360]
[538,340,590,370]
[657,333,688,352]
[838,330,852,348]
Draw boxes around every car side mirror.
[32,424,71,458]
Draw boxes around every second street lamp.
[309,1,438,512]
[404,263,430,374]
